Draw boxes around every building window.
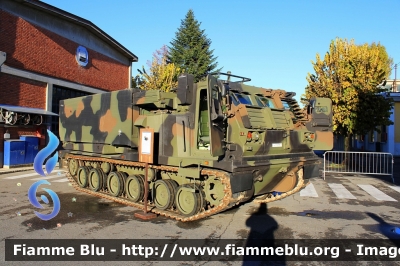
[380,126,387,143]
[368,130,375,143]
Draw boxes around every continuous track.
[253,168,305,203]
[65,154,305,221]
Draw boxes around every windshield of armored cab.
[231,93,252,105]
[255,96,275,108]
[315,106,328,113]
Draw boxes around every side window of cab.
[255,96,275,108]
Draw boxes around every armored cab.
[59,73,333,221]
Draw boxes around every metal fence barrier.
[323,151,394,183]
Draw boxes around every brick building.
[0,0,138,167]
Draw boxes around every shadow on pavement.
[243,203,285,266]
[366,212,400,243]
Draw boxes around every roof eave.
[21,0,138,62]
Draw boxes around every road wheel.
[101,162,114,174]
[88,168,105,192]
[125,175,145,202]
[77,166,91,188]
[153,179,176,210]
[107,171,125,197]
[68,159,79,177]
[175,184,204,216]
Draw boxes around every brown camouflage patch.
[76,101,85,117]
[99,109,117,133]
[64,105,73,118]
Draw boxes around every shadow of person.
[243,203,286,266]
[366,212,400,245]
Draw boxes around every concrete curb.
[0,167,33,175]
[0,163,62,175]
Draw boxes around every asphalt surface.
[1,165,400,266]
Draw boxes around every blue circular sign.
[76,45,89,67]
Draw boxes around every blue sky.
[43,0,400,101]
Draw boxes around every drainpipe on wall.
[0,51,6,168]
[0,51,6,66]
[128,64,132,89]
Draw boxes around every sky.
[42,0,400,101]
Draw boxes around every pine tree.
[168,9,220,82]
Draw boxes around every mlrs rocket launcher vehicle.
[59,72,333,221]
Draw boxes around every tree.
[133,45,183,92]
[305,38,394,151]
[168,9,220,82]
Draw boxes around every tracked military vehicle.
[59,72,333,221]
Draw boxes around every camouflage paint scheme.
[59,73,333,217]
[273,92,333,151]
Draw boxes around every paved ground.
[0,163,400,265]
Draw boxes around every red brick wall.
[0,10,130,91]
[0,73,46,108]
